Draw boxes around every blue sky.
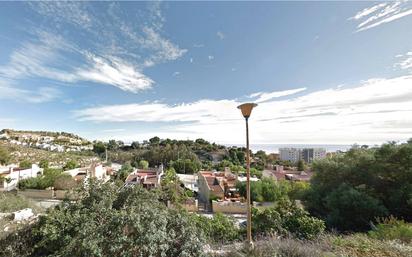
[0,1,412,144]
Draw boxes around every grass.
[218,233,412,257]
[0,192,42,213]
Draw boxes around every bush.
[63,160,78,171]
[324,184,388,231]
[306,141,412,232]
[2,181,207,257]
[368,216,412,243]
[192,212,240,243]
[0,193,38,213]
[18,169,63,190]
[53,174,77,190]
[19,160,31,169]
[252,200,325,240]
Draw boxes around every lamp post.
[237,102,257,250]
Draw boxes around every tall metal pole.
[245,117,253,249]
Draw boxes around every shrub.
[53,174,77,190]
[368,216,412,243]
[192,212,241,243]
[0,193,39,213]
[252,199,325,240]
[19,160,31,169]
[2,181,207,257]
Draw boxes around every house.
[64,163,110,182]
[125,165,164,189]
[176,173,198,193]
[272,169,313,182]
[0,164,41,191]
[198,171,240,202]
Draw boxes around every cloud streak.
[0,2,186,94]
[74,75,412,144]
[350,1,412,32]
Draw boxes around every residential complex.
[279,147,326,163]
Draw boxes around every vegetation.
[368,216,412,244]
[0,145,10,165]
[0,181,206,257]
[252,199,325,240]
[0,193,40,213]
[18,168,65,190]
[236,178,309,203]
[19,160,31,169]
[305,141,412,232]
[192,213,240,243]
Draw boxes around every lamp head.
[237,103,258,119]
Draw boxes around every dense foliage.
[237,178,309,203]
[252,199,325,240]
[18,168,66,190]
[192,213,241,243]
[306,141,412,231]
[1,181,206,257]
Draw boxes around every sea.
[225,144,353,154]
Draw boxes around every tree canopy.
[305,141,412,231]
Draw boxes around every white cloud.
[77,54,153,93]
[0,80,61,103]
[193,44,205,48]
[73,75,412,144]
[350,1,412,32]
[29,1,92,30]
[208,55,215,61]
[395,51,412,71]
[12,2,186,93]
[217,31,225,40]
[249,87,307,103]
[190,58,194,63]
[172,71,181,77]
[140,26,187,67]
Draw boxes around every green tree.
[138,160,149,169]
[297,159,305,171]
[252,199,325,239]
[305,141,412,231]
[92,141,106,155]
[3,181,207,257]
[192,212,240,243]
[63,160,78,171]
[114,163,134,182]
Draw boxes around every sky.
[0,1,412,145]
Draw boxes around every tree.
[92,141,106,155]
[3,181,207,257]
[305,141,412,231]
[19,160,31,169]
[114,163,134,182]
[149,136,160,145]
[131,141,140,149]
[53,174,77,190]
[0,145,10,165]
[63,160,78,171]
[192,212,240,243]
[138,160,149,169]
[297,159,305,171]
[252,199,325,239]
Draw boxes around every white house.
[64,163,109,183]
[0,164,41,191]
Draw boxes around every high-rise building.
[279,148,326,163]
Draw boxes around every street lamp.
[237,102,257,250]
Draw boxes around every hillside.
[0,129,97,167]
